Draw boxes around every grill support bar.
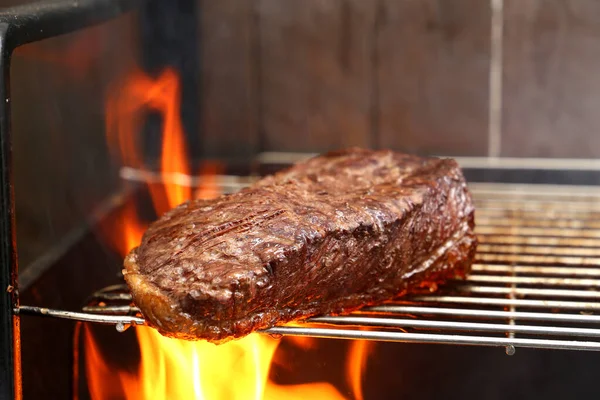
[263,326,600,352]
[0,23,17,400]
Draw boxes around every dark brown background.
[6,0,600,275]
[202,0,600,159]
[203,0,492,157]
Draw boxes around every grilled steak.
[124,148,477,343]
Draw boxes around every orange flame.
[88,68,350,400]
[83,325,127,400]
[97,201,146,255]
[125,328,280,400]
[285,335,319,351]
[346,341,374,400]
[195,161,223,200]
[84,325,346,400]
[154,68,190,210]
[105,67,191,215]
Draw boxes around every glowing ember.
[87,68,354,399]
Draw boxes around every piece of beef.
[124,148,477,343]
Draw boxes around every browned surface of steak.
[124,148,477,343]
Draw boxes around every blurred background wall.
[201,0,600,159]
[5,0,600,273]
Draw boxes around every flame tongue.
[347,340,375,400]
[153,69,190,212]
[105,67,191,217]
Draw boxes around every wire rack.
[17,180,600,352]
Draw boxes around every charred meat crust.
[123,148,478,343]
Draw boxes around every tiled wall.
[202,0,600,159]
[501,0,600,158]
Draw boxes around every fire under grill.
[17,179,600,353]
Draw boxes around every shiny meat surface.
[124,148,477,342]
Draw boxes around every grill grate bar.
[465,275,600,286]
[477,217,600,229]
[17,181,600,352]
[466,182,600,197]
[17,305,144,326]
[261,327,600,352]
[364,305,600,323]
[479,235,600,247]
[477,208,600,218]
[410,295,600,310]
[308,316,600,337]
[475,200,600,211]
[476,245,600,257]
[453,285,600,298]
[472,264,600,275]
[476,226,600,238]
[477,253,600,265]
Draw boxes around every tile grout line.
[252,0,266,154]
[488,0,504,158]
[369,0,383,149]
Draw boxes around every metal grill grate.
[18,181,600,352]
